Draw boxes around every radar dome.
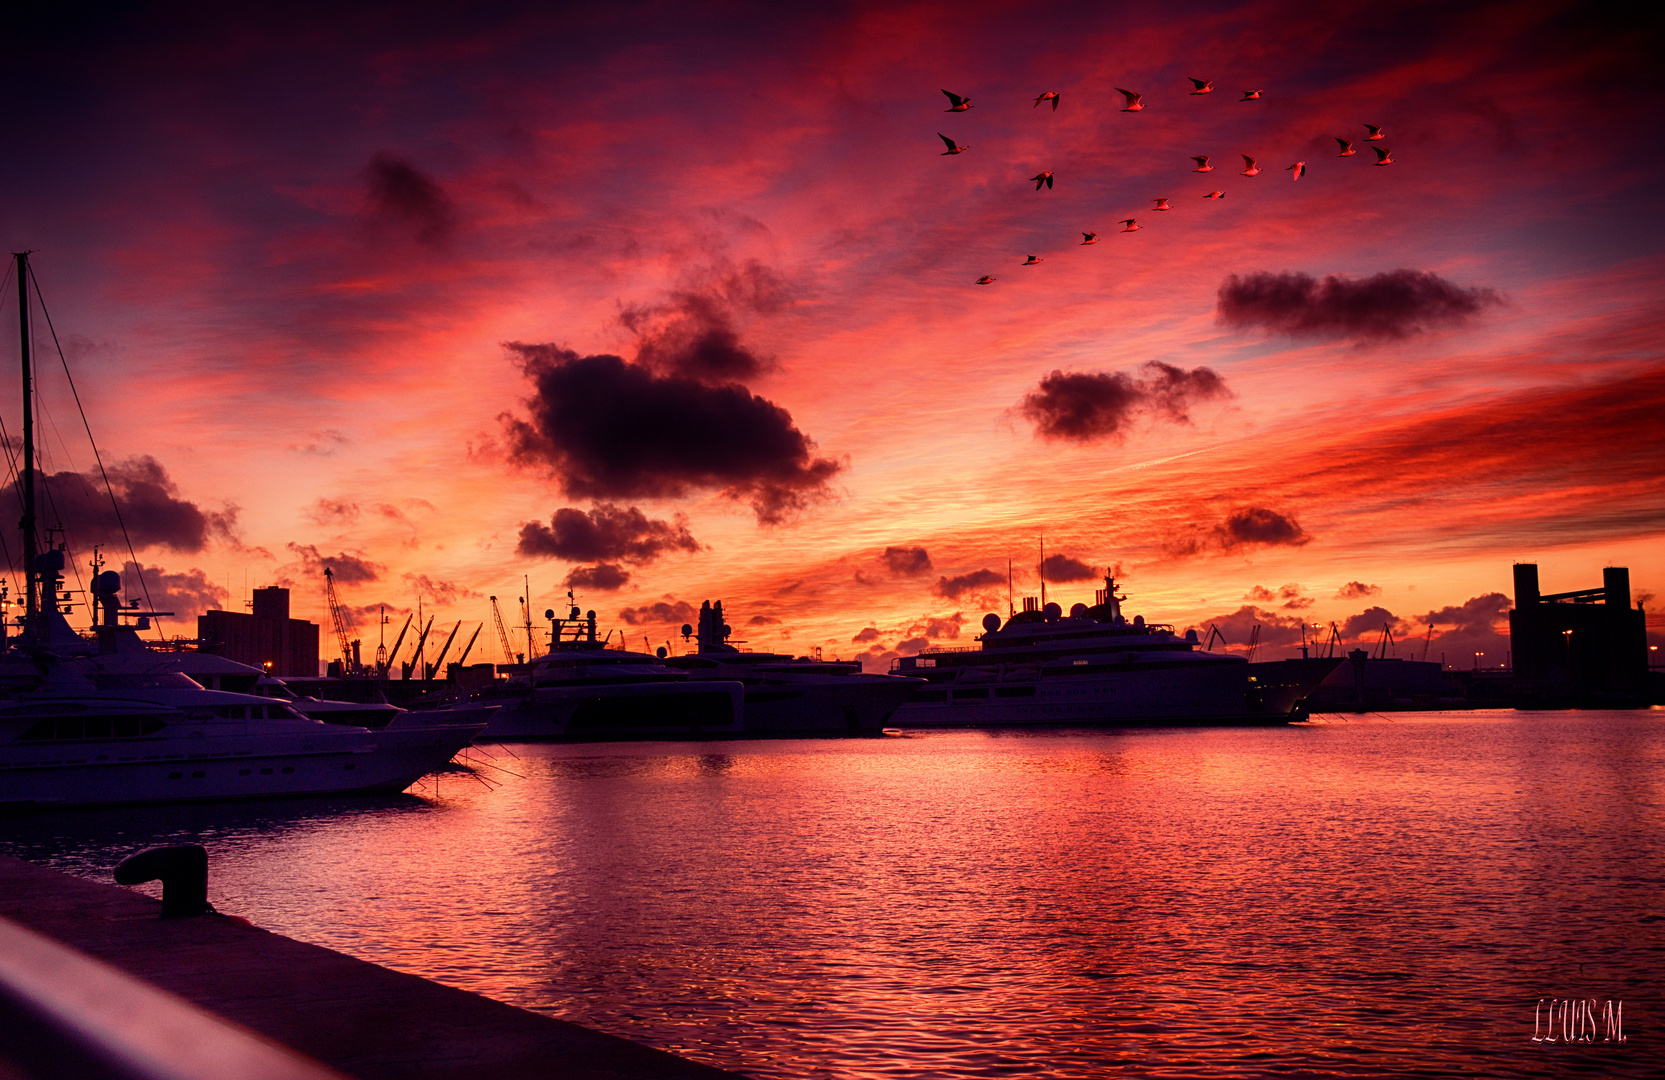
[1042,602,1062,620]
[544,609,555,620]
[94,570,122,594]
[681,623,694,637]
[656,646,668,659]
[982,613,1001,633]
[1069,602,1088,618]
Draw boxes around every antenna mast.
[14,252,36,630]
[1038,534,1046,609]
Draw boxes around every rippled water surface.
[5,710,1661,1077]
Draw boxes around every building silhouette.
[1510,564,1647,699]
[197,587,320,677]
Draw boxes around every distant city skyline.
[3,0,1660,670]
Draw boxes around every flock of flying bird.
[935,81,1395,284]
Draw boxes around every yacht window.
[17,715,168,741]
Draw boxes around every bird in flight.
[1117,88,1144,111]
[1203,190,1226,199]
[1023,255,1042,265]
[1152,197,1172,211]
[976,275,995,285]
[1240,154,1260,176]
[1187,77,1213,94]
[938,133,967,155]
[1372,146,1394,166]
[1287,161,1306,180]
[1335,137,1355,157]
[1192,155,1214,172]
[1240,89,1262,101]
[1121,218,1141,232]
[1364,124,1384,140]
[1081,232,1100,244]
[1030,171,1054,190]
[942,89,973,111]
[1034,91,1060,110]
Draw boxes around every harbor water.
[3,709,1660,1078]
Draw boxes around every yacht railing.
[0,916,345,1080]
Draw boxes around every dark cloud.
[895,636,929,654]
[1217,269,1503,342]
[1041,554,1097,583]
[565,563,630,590]
[883,546,933,576]
[748,614,780,626]
[620,260,792,383]
[1403,595,1511,669]
[365,151,454,246]
[922,614,962,639]
[1019,361,1230,443]
[120,561,226,622]
[1216,507,1309,549]
[14,455,236,553]
[517,503,700,564]
[618,599,697,627]
[1340,606,1410,641]
[1421,593,1510,632]
[933,568,1006,601]
[851,626,882,643]
[286,542,383,585]
[1336,581,1382,600]
[501,346,840,524]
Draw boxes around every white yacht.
[480,604,745,741]
[887,577,1339,726]
[0,254,483,808]
[661,600,921,735]
[0,558,485,808]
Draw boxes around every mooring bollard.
[114,844,214,917]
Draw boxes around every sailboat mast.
[14,252,35,629]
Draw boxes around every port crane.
[323,567,361,673]
[490,596,521,664]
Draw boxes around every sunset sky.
[3,0,1661,672]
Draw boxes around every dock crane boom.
[490,596,517,664]
[427,620,462,679]
[384,614,413,672]
[454,623,482,668]
[323,567,359,673]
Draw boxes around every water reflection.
[4,713,1660,1078]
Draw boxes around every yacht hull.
[481,681,746,741]
[0,724,480,808]
[740,675,920,735]
[889,661,1271,727]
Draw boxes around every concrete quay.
[0,855,743,1079]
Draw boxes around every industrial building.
[1510,564,1648,700]
[196,587,320,677]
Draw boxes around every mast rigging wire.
[26,263,162,636]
